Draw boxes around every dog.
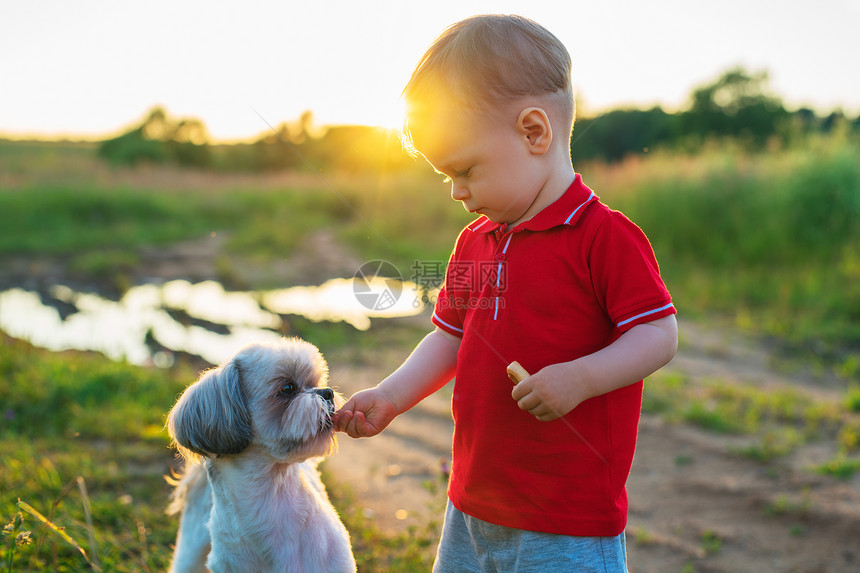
[166,337,356,573]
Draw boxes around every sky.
[2,0,859,142]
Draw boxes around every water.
[0,278,426,366]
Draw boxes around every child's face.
[409,104,547,225]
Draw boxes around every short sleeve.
[588,210,676,332]
[431,229,468,338]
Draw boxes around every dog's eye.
[277,378,298,396]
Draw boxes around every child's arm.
[334,327,460,438]
[511,315,678,421]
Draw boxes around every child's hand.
[333,387,399,438]
[510,362,588,422]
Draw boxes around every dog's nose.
[315,388,334,402]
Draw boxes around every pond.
[0,277,427,367]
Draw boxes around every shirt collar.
[467,174,598,235]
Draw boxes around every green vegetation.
[98,107,211,167]
[0,337,189,571]
[96,107,417,174]
[642,369,860,474]
[815,453,860,479]
[573,66,857,162]
[0,186,215,256]
[845,385,860,412]
[595,131,860,366]
[0,143,468,282]
[699,529,723,556]
[323,472,443,572]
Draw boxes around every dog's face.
[167,337,341,464]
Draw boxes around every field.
[1,133,859,572]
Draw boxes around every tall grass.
[0,144,468,280]
[0,187,214,255]
[593,133,860,267]
[588,131,860,366]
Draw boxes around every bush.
[98,107,211,168]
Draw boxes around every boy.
[334,14,677,572]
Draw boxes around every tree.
[681,67,788,143]
[571,107,680,162]
[98,107,211,167]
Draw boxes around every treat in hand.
[506,361,530,385]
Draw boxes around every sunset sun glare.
[363,96,408,131]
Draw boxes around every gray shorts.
[433,500,628,573]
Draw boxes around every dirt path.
[325,361,454,534]
[626,416,860,572]
[325,319,860,573]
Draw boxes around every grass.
[845,385,860,412]
[699,529,723,556]
[814,453,860,479]
[763,490,814,519]
[0,144,470,287]
[642,368,860,474]
[0,336,189,571]
[590,131,860,365]
[0,335,438,572]
[322,471,443,572]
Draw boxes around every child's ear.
[517,107,553,155]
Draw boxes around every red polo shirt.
[432,174,675,536]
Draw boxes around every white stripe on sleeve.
[616,303,675,328]
[433,312,464,334]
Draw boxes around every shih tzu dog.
[166,337,356,573]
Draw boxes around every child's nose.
[451,182,469,201]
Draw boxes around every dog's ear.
[167,360,253,459]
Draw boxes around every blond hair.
[403,15,574,138]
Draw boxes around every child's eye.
[441,168,471,184]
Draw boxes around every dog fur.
[166,337,356,573]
